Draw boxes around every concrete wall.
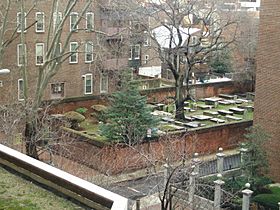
[254,0,280,181]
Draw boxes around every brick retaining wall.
[59,121,252,175]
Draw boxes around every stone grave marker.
[229,107,245,115]
[218,110,234,116]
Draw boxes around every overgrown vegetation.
[241,125,270,180]
[64,111,85,130]
[75,107,88,115]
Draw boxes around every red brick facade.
[254,0,280,181]
[0,0,127,105]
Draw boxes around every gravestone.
[203,111,219,117]
[229,107,245,115]
[218,110,234,116]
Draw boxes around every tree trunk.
[175,77,185,120]
[24,120,39,159]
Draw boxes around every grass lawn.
[0,166,84,210]
[78,120,108,142]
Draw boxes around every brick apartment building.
[220,0,260,11]
[0,0,140,105]
[0,0,258,105]
[0,0,214,105]
[254,0,280,181]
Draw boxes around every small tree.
[101,72,158,145]
[241,125,270,180]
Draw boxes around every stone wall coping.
[0,144,128,210]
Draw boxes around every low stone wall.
[60,121,252,175]
[0,144,128,210]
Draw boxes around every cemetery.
[153,93,253,133]
[59,93,254,146]
[51,93,253,175]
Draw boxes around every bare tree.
[234,11,259,91]
[14,0,92,159]
[109,0,237,119]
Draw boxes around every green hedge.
[253,186,280,210]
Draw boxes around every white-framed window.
[55,42,62,57]
[86,12,94,31]
[53,12,62,31]
[17,12,26,33]
[129,45,140,60]
[84,74,92,94]
[18,79,24,101]
[36,43,44,65]
[85,41,93,63]
[143,31,150,46]
[100,73,108,94]
[144,55,149,64]
[70,12,78,32]
[17,43,26,66]
[69,42,78,63]
[35,12,44,32]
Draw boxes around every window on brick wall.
[17,12,26,32]
[70,12,78,32]
[84,74,93,94]
[55,43,62,58]
[100,73,108,94]
[129,45,140,60]
[17,44,26,66]
[85,41,93,63]
[18,79,24,101]
[69,42,78,63]
[51,83,65,98]
[36,12,45,32]
[144,55,149,64]
[53,12,62,31]
[143,31,150,46]
[36,43,44,65]
[86,12,94,31]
